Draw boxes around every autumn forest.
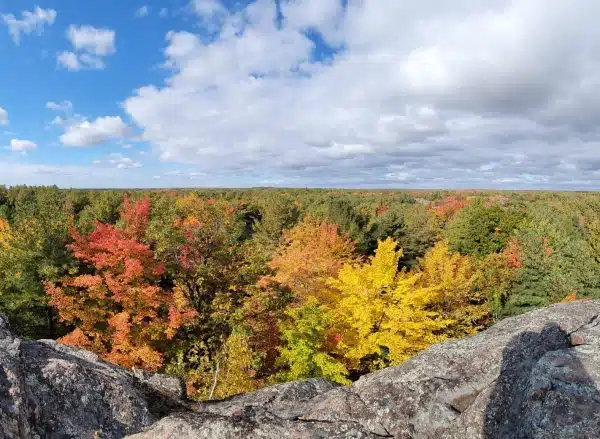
[0,186,598,399]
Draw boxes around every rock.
[129,301,600,439]
[0,313,188,439]
[5,302,600,438]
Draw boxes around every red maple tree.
[45,196,196,371]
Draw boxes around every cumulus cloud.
[57,25,116,71]
[135,6,150,18]
[119,0,600,188]
[60,116,130,147]
[2,7,56,44]
[9,138,37,153]
[0,107,7,125]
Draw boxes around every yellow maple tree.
[329,238,450,370]
[415,241,491,337]
[329,238,490,371]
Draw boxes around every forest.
[1,185,599,399]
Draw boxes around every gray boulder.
[4,301,600,438]
[0,313,187,438]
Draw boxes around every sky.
[1,0,600,189]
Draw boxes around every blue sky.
[2,0,600,189]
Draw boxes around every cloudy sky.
[1,0,600,189]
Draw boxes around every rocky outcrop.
[4,302,600,438]
[0,313,187,438]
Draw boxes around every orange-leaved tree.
[266,215,357,306]
[45,196,196,371]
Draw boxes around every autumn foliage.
[45,196,196,371]
[431,196,470,220]
[266,216,356,306]
[6,186,599,401]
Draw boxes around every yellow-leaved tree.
[179,330,258,400]
[329,238,490,372]
[329,238,450,371]
[415,241,491,337]
[0,217,9,247]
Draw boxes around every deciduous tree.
[45,197,196,371]
[267,216,357,306]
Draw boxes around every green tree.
[0,186,75,338]
[503,205,600,316]
[445,199,524,257]
[276,299,350,385]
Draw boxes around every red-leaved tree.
[45,196,196,371]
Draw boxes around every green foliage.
[0,186,75,338]
[76,190,123,232]
[308,198,367,248]
[170,329,258,401]
[503,205,600,316]
[276,299,350,385]
[445,199,524,257]
[364,204,440,265]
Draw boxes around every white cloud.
[280,0,344,42]
[46,100,84,129]
[58,25,116,71]
[0,107,7,125]
[191,0,225,16]
[108,153,142,169]
[2,7,56,44]
[57,51,82,71]
[116,0,600,188]
[46,100,73,113]
[67,25,115,55]
[9,138,37,153]
[136,6,150,18]
[60,116,130,147]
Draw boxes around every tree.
[147,193,253,386]
[445,199,524,257]
[245,196,301,279]
[45,196,196,371]
[363,204,440,265]
[0,186,75,338]
[77,190,124,233]
[330,238,490,373]
[431,196,469,221]
[276,299,350,385]
[175,330,259,400]
[475,250,520,320]
[236,281,293,378]
[308,198,367,246]
[266,216,357,306]
[503,205,600,316]
[414,241,491,337]
[329,238,450,372]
